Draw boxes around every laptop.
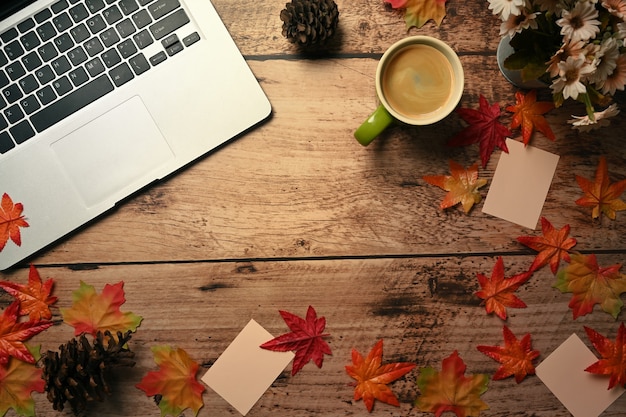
[0,0,272,270]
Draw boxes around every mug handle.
[354,104,394,146]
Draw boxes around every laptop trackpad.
[51,96,175,208]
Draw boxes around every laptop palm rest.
[50,96,174,208]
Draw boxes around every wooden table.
[2,1,626,416]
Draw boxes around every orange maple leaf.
[584,323,626,390]
[505,90,555,145]
[0,301,52,365]
[385,0,448,28]
[0,193,29,252]
[61,281,142,337]
[474,257,531,320]
[0,345,44,417]
[0,265,58,321]
[345,339,415,412]
[517,217,577,275]
[575,156,626,220]
[477,325,539,383]
[416,350,489,417]
[136,345,205,416]
[423,160,488,214]
[554,253,626,319]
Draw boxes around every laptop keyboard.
[0,0,200,154]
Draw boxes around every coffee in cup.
[354,36,464,146]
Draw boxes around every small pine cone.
[280,0,339,46]
[41,330,136,415]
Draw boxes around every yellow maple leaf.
[423,160,488,213]
[386,0,448,29]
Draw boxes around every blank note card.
[482,139,559,229]
[202,319,294,416]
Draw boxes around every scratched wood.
[1,256,625,417]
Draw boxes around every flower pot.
[496,36,548,89]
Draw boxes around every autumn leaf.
[575,156,626,220]
[447,95,512,168]
[423,160,487,213]
[0,301,52,365]
[477,325,539,383]
[517,217,577,274]
[505,90,555,145]
[260,305,332,376]
[136,345,205,417]
[416,350,489,417]
[474,257,531,320]
[0,345,44,417]
[554,253,626,319]
[0,193,29,252]
[345,339,415,412]
[62,281,142,337]
[0,265,58,321]
[584,323,626,390]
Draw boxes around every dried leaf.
[423,160,487,213]
[345,339,415,412]
[505,90,555,145]
[62,281,142,337]
[447,95,511,168]
[0,265,58,321]
[260,305,332,376]
[554,253,626,319]
[0,301,52,365]
[575,156,626,220]
[136,345,205,417]
[385,0,447,28]
[517,217,577,274]
[475,257,531,320]
[416,350,489,417]
[584,323,626,390]
[477,325,539,383]
[0,193,29,252]
[0,345,44,417]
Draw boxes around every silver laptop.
[0,0,271,270]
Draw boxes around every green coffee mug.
[354,36,465,146]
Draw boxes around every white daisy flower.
[557,1,601,42]
[550,55,595,99]
[568,104,620,131]
[488,0,526,20]
[589,37,620,84]
[601,0,626,17]
[500,10,539,38]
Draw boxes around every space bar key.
[30,75,115,133]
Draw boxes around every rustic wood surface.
[2,0,626,416]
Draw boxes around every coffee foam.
[382,44,454,120]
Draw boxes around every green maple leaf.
[416,350,489,417]
[62,281,142,337]
[0,345,44,417]
[136,345,205,417]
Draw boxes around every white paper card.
[201,319,294,416]
[482,139,559,229]
[536,333,625,417]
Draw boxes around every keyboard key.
[10,120,35,144]
[21,51,42,71]
[149,51,166,66]
[133,29,153,49]
[116,18,136,38]
[102,5,123,25]
[36,85,57,105]
[51,55,72,75]
[0,51,7,67]
[138,0,154,5]
[69,67,89,86]
[68,46,88,65]
[148,0,180,20]
[165,41,183,56]
[6,62,26,81]
[54,32,75,53]
[53,13,73,32]
[86,15,107,34]
[0,115,7,130]
[85,57,105,76]
[20,31,41,50]
[109,62,134,87]
[35,65,55,84]
[132,10,152,29]
[119,0,139,15]
[18,74,39,94]
[101,48,121,67]
[34,9,53,24]
[2,84,23,104]
[129,53,149,75]
[117,39,137,58]
[70,23,91,42]
[161,34,178,48]
[69,4,90,22]
[20,95,41,115]
[85,0,105,13]
[37,22,57,41]
[183,32,200,47]
[30,74,114,132]
[51,0,69,14]
[0,132,14,154]
[4,104,24,124]
[17,19,36,33]
[38,42,58,61]
[84,37,104,56]
[1,28,19,43]
[52,76,72,95]
[0,71,9,88]
[100,28,120,47]
[149,9,189,40]
[5,40,25,60]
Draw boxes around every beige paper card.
[482,139,559,229]
[536,333,625,417]
[201,319,294,416]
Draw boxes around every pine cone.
[280,0,339,46]
[41,330,136,415]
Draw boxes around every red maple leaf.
[260,305,331,376]
[517,217,577,274]
[0,265,58,321]
[505,90,555,145]
[0,301,52,365]
[345,339,415,412]
[447,95,511,168]
[477,325,539,383]
[584,323,626,390]
[0,193,29,252]
[0,345,45,417]
[575,156,626,220]
[475,257,531,320]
